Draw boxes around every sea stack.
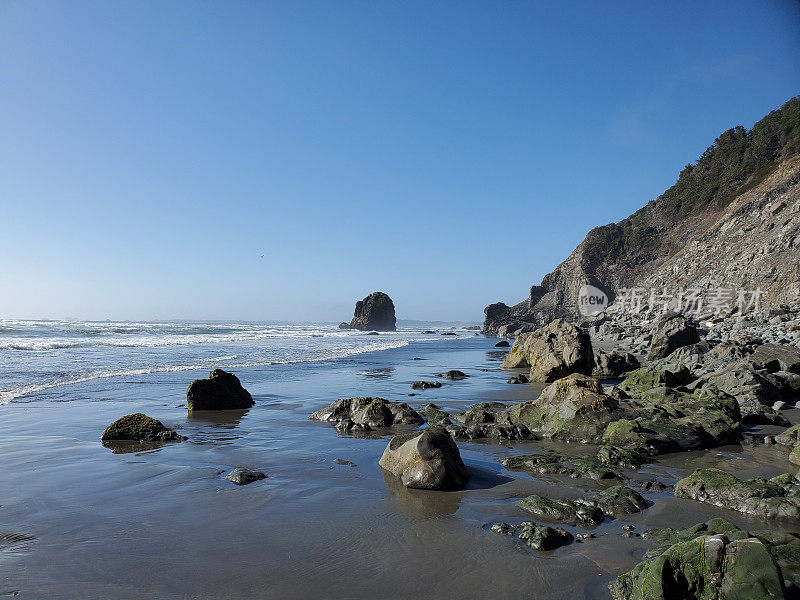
[348,291,396,331]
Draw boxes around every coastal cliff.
[485,97,800,335]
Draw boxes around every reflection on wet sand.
[186,408,251,444]
[382,468,462,517]
[101,439,174,454]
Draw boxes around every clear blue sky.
[2,1,799,322]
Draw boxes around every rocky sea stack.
[348,291,396,331]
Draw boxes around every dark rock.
[334,459,357,467]
[517,521,574,551]
[500,453,619,480]
[618,364,692,392]
[693,362,784,424]
[675,468,800,520]
[101,413,183,442]
[367,331,379,335]
[435,370,469,380]
[225,468,267,485]
[338,322,351,329]
[494,340,510,347]
[749,343,800,374]
[411,381,442,390]
[452,422,537,441]
[507,374,529,384]
[418,403,452,426]
[378,428,468,490]
[593,351,640,377]
[647,312,700,360]
[422,330,436,334]
[348,292,396,331]
[465,326,481,331]
[596,485,648,517]
[516,494,605,527]
[187,369,254,411]
[441,332,458,336]
[502,319,594,382]
[310,397,423,429]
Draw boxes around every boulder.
[378,428,468,490]
[617,364,692,393]
[101,413,183,442]
[309,397,423,429]
[611,519,787,600]
[749,343,800,374]
[675,468,800,520]
[500,453,619,481]
[507,374,529,384]
[647,312,700,360]
[516,494,605,526]
[506,374,626,443]
[348,292,396,331]
[411,381,442,390]
[418,403,452,427]
[502,319,594,382]
[694,362,784,424]
[596,485,648,517]
[451,402,538,440]
[338,322,351,329]
[225,468,267,485]
[494,340,510,348]
[435,370,469,380]
[491,521,574,551]
[187,369,254,411]
[593,351,640,378]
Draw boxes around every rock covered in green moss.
[675,468,800,520]
[612,519,791,600]
[450,402,538,440]
[101,413,183,442]
[596,485,648,517]
[618,364,692,393]
[516,494,605,526]
[500,452,619,480]
[490,521,574,551]
[310,396,423,429]
[501,319,594,382]
[418,403,452,427]
[225,468,267,485]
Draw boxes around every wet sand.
[0,337,797,599]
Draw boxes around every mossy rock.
[516,494,604,527]
[500,453,619,481]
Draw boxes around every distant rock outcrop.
[348,292,396,331]
[484,97,800,334]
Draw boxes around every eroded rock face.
[187,369,254,411]
[675,468,800,520]
[648,312,700,360]
[101,413,183,441]
[309,397,423,430]
[378,428,468,490]
[611,519,789,600]
[502,319,594,382]
[349,292,396,331]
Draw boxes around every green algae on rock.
[500,453,619,481]
[675,468,800,520]
[101,413,183,442]
[501,319,594,382]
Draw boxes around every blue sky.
[1,1,799,322]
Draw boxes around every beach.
[1,326,797,599]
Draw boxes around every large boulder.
[491,521,574,551]
[675,469,800,520]
[101,413,183,441]
[378,428,468,490]
[187,369,254,411]
[593,350,640,378]
[349,292,396,331]
[647,312,700,360]
[749,343,800,374]
[502,319,594,382]
[693,362,784,424]
[309,397,423,431]
[507,374,626,443]
[611,519,788,600]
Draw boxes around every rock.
[694,362,784,424]
[647,312,700,360]
[418,403,452,426]
[367,331,379,335]
[500,453,619,481]
[764,370,800,399]
[348,292,396,331]
[774,401,787,411]
[338,322,351,329]
[502,319,594,382]
[422,330,436,334]
[334,459,357,467]
[225,468,267,485]
[611,519,788,600]
[452,422,537,441]
[411,381,442,390]
[186,369,255,411]
[507,374,529,384]
[494,340,510,347]
[490,521,574,551]
[595,485,648,517]
[617,364,692,392]
[516,494,605,526]
[435,370,469,380]
[378,428,468,490]
[441,332,458,336]
[465,326,481,331]
[309,397,423,429]
[749,343,800,373]
[101,413,183,442]
[593,351,640,378]
[506,374,626,443]
[675,468,800,520]
[776,424,800,446]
